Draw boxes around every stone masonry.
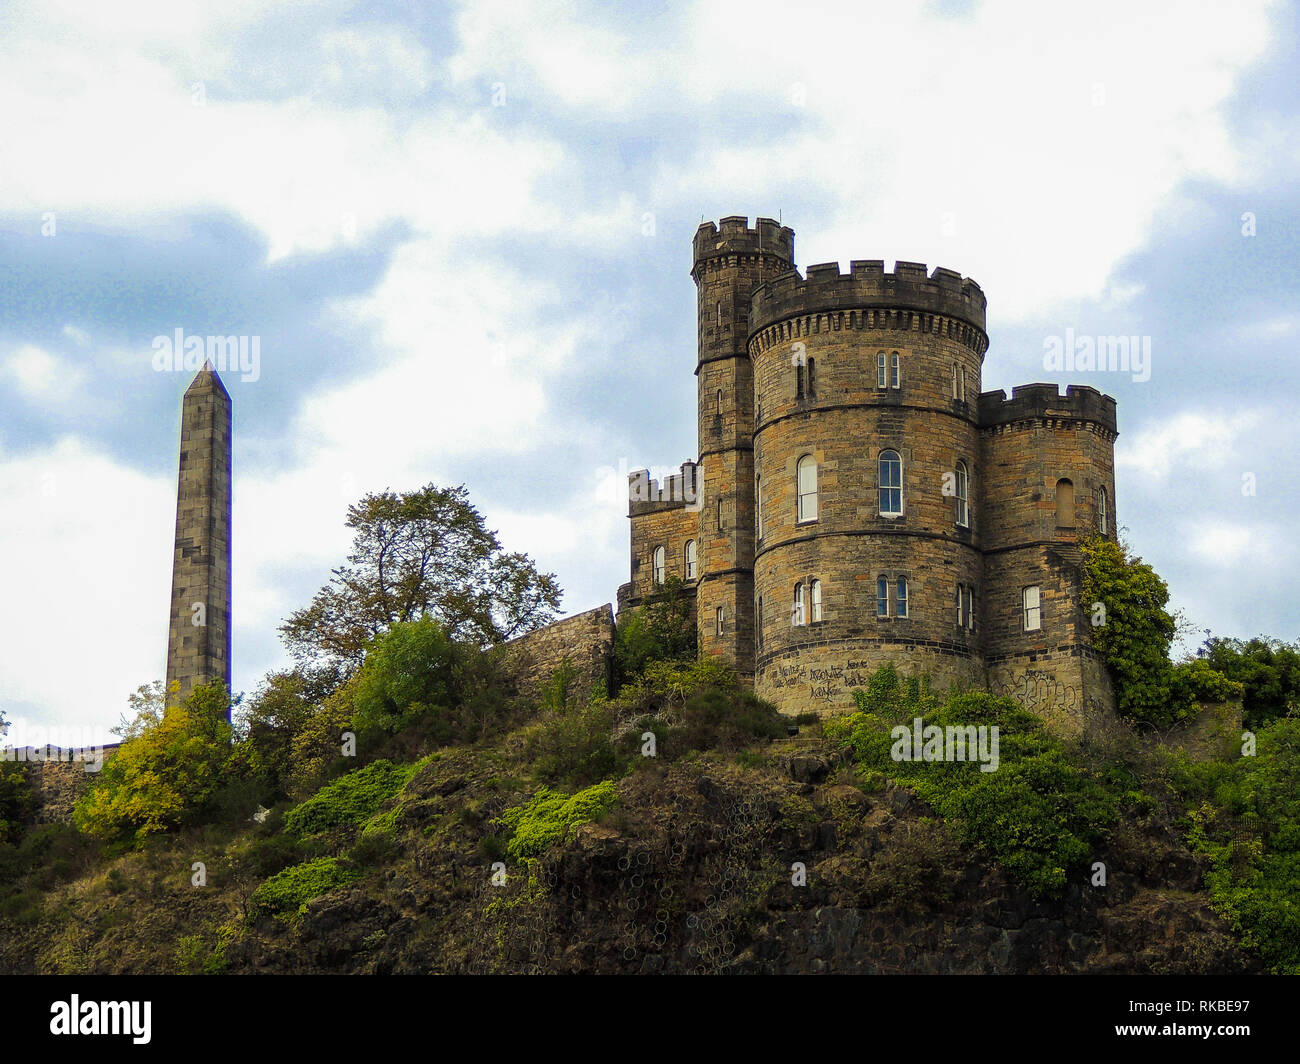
[506,604,616,706]
[617,217,1120,737]
[165,362,232,708]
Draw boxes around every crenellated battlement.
[692,216,795,271]
[978,383,1118,435]
[628,460,700,515]
[749,260,987,336]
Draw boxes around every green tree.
[612,575,697,685]
[75,681,235,842]
[1081,535,1182,728]
[280,483,561,672]
[1196,637,1300,727]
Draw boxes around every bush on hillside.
[825,665,1119,898]
[75,682,235,843]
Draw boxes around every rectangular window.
[717,497,724,531]
[877,576,889,618]
[890,352,900,389]
[807,357,816,398]
[962,585,973,630]
[716,606,725,636]
[877,352,887,388]
[897,577,908,618]
[1023,586,1041,631]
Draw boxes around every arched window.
[716,606,725,636]
[955,460,969,528]
[876,576,889,617]
[797,455,818,522]
[684,539,697,580]
[716,302,721,326]
[877,351,887,388]
[717,496,724,531]
[961,366,968,401]
[879,450,902,515]
[1055,478,1075,527]
[955,584,963,626]
[652,546,665,586]
[715,388,722,414]
[891,351,900,388]
[952,363,960,399]
[1098,486,1108,535]
[896,577,908,618]
[1023,586,1041,631]
[811,579,823,622]
[807,356,817,398]
[755,475,763,539]
[793,583,806,627]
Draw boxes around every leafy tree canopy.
[280,483,561,673]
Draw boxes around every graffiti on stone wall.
[768,661,807,690]
[767,659,873,703]
[993,671,1079,714]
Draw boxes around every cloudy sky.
[1,0,1296,743]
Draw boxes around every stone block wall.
[505,605,616,706]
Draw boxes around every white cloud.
[4,344,85,402]
[1117,410,1261,480]
[0,438,173,742]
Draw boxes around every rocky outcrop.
[225,748,1254,975]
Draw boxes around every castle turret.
[165,362,232,709]
[747,260,989,711]
[978,383,1118,736]
[692,217,794,676]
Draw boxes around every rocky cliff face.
[219,744,1253,976]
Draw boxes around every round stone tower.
[748,259,989,714]
[691,216,794,678]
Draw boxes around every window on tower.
[684,539,697,580]
[807,356,817,398]
[1023,585,1041,631]
[891,351,900,388]
[716,606,725,636]
[879,450,902,515]
[877,352,887,388]
[811,578,823,622]
[877,576,889,617]
[652,546,665,586]
[793,583,805,627]
[955,460,970,528]
[896,576,909,618]
[797,455,818,522]
[1099,486,1109,535]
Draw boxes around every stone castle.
[616,216,1120,736]
[153,216,1122,739]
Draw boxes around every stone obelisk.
[165,361,232,709]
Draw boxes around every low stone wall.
[505,604,616,706]
[6,746,120,824]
